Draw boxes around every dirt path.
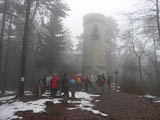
[94,90,160,120]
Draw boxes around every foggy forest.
[0,0,160,120]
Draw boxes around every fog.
[0,0,159,101]
[64,0,138,44]
[0,0,160,119]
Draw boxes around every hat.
[54,73,57,76]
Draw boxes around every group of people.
[39,72,112,100]
[39,73,85,100]
[96,74,112,94]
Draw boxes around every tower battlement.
[83,13,106,25]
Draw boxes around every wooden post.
[115,70,118,91]
[39,84,41,97]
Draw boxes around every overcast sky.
[64,0,139,44]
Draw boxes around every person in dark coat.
[101,73,106,92]
[62,73,69,95]
[96,75,105,95]
[107,75,111,90]
[84,74,89,91]
[96,75,101,94]
[61,73,69,103]
[102,73,106,83]
[40,75,47,87]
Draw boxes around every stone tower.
[82,13,107,83]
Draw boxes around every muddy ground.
[13,90,160,120]
[94,91,160,120]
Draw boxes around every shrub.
[119,76,141,94]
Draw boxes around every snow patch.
[75,91,99,100]
[0,91,108,119]
[144,94,156,99]
[79,106,108,117]
[0,95,16,102]
[0,91,16,95]
[53,98,62,104]
[0,98,62,120]
[116,90,120,92]
[153,98,160,103]
[154,100,160,103]
[24,91,33,96]
[68,100,81,104]
[143,94,160,104]
[68,92,108,117]
[67,107,79,110]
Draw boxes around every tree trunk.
[31,0,39,22]
[0,0,8,94]
[138,57,143,91]
[3,7,14,92]
[153,37,159,89]
[109,46,113,77]
[156,0,160,41]
[25,0,40,90]
[17,0,32,97]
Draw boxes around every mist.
[0,0,160,120]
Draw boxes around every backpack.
[85,76,89,83]
[70,79,76,84]
[77,77,82,84]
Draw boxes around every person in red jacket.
[51,73,59,97]
[68,73,71,84]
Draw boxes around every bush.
[119,76,141,94]
[143,80,160,96]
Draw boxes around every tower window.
[92,24,99,40]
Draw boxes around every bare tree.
[17,0,32,97]
[139,0,160,89]
[3,6,14,93]
[131,0,160,93]
[130,33,144,87]
[0,0,8,94]
[153,37,159,88]
[123,15,147,91]
[138,0,160,41]
[105,17,119,78]
[155,0,160,41]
